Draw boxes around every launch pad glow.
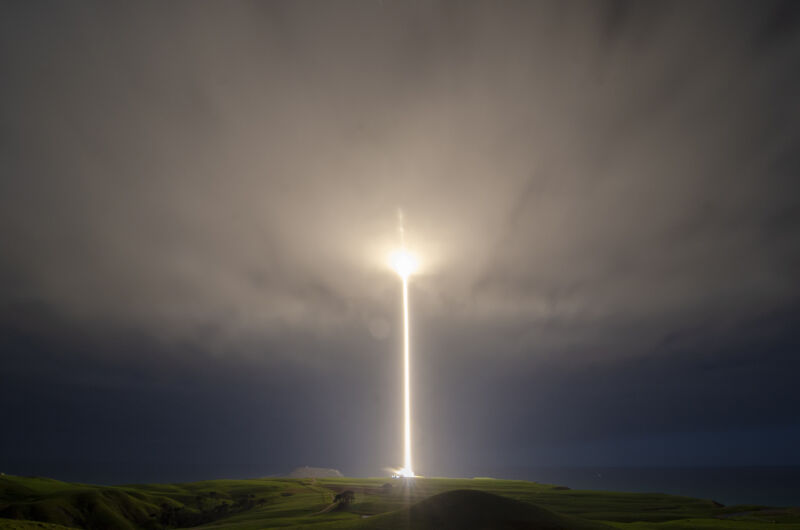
[390,249,417,478]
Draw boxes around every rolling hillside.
[1,474,798,529]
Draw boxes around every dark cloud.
[1,0,799,482]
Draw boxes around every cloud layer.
[1,1,799,480]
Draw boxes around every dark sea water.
[491,467,800,507]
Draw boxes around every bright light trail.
[390,248,417,478]
[402,273,412,477]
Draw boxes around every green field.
[1,474,798,529]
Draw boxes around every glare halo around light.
[390,250,418,278]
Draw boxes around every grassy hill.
[357,489,612,529]
[1,474,798,529]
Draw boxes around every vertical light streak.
[391,210,416,478]
[402,274,413,477]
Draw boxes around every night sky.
[2,1,800,485]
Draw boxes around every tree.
[333,490,355,508]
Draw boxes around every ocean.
[491,466,800,507]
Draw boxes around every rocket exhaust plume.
[390,210,417,478]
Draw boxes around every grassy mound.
[0,518,80,529]
[0,476,161,530]
[360,489,612,529]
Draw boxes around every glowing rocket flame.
[390,210,416,478]
[400,273,414,478]
[390,250,418,278]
